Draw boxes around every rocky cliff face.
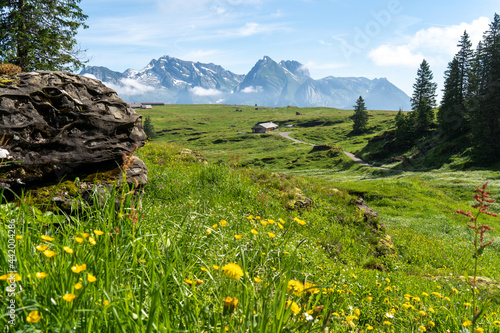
[0,71,147,209]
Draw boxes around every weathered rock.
[0,71,147,207]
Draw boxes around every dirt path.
[277,131,399,172]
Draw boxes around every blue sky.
[77,0,498,101]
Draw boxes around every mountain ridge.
[80,55,411,110]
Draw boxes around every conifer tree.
[394,109,414,149]
[469,13,500,162]
[0,0,88,71]
[351,96,369,133]
[439,31,473,136]
[411,59,437,132]
[143,116,157,139]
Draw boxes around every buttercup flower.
[26,310,42,323]
[63,293,76,302]
[36,245,49,251]
[35,272,48,279]
[41,235,54,242]
[74,283,83,290]
[234,235,243,240]
[221,263,243,280]
[94,230,104,235]
[267,232,276,238]
[463,320,472,327]
[250,229,258,235]
[79,232,90,238]
[63,246,74,254]
[75,237,84,243]
[16,235,22,240]
[71,264,87,273]
[219,220,227,227]
[43,250,56,258]
[87,274,97,282]
[88,237,96,245]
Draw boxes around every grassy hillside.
[1,105,499,331]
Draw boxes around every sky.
[77,0,498,101]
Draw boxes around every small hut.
[251,122,279,133]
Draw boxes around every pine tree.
[394,109,414,149]
[439,31,474,136]
[0,0,88,71]
[411,59,437,132]
[351,96,369,133]
[470,13,500,162]
[143,116,157,139]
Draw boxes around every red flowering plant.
[457,182,498,329]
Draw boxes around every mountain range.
[80,55,411,110]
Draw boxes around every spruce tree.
[470,13,500,162]
[143,116,157,139]
[0,0,88,71]
[439,31,474,136]
[351,96,369,133]
[395,109,414,149]
[411,59,437,132]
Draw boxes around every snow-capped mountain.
[80,55,411,110]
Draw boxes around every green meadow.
[1,104,499,332]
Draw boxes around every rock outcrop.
[0,71,147,209]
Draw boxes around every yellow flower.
[418,311,426,317]
[63,246,74,254]
[287,279,304,296]
[212,224,218,228]
[278,223,284,229]
[36,244,49,251]
[184,279,194,285]
[267,232,276,238]
[71,264,87,273]
[385,278,391,283]
[0,273,21,281]
[428,321,435,328]
[463,320,472,327]
[75,237,84,243]
[294,217,306,226]
[279,218,285,224]
[383,321,391,326]
[494,321,500,327]
[260,220,268,226]
[74,283,83,290]
[475,328,484,333]
[79,232,90,238]
[16,235,22,240]
[201,267,208,272]
[332,312,340,318]
[418,325,426,332]
[285,300,300,315]
[255,216,261,220]
[234,234,243,240]
[87,274,97,282]
[366,297,373,302]
[428,308,435,313]
[464,302,471,307]
[250,229,258,235]
[247,215,254,220]
[35,272,48,279]
[431,292,442,298]
[223,296,239,308]
[63,293,76,302]
[220,220,227,227]
[103,300,110,306]
[206,229,212,235]
[376,282,382,287]
[421,292,429,297]
[212,265,220,270]
[221,263,243,280]
[268,219,275,224]
[43,250,56,258]
[353,308,361,317]
[304,281,319,294]
[366,325,374,330]
[444,296,451,302]
[26,310,42,323]
[41,235,54,242]
[94,230,104,235]
[254,277,262,283]
[88,237,96,245]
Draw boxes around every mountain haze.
[81,55,411,110]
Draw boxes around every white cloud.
[190,87,222,96]
[106,78,156,96]
[241,86,263,93]
[369,17,490,67]
[304,61,348,70]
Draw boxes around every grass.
[1,104,500,331]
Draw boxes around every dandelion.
[0,273,21,281]
[287,280,304,296]
[463,320,472,327]
[26,310,42,323]
[223,296,239,308]
[366,297,373,302]
[43,250,56,258]
[103,300,110,306]
[286,300,300,315]
[464,302,471,307]
[63,246,74,254]
[418,325,426,332]
[63,293,76,302]
[88,237,96,245]
[268,219,275,224]
[250,229,258,235]
[87,274,97,282]
[428,321,435,328]
[221,263,243,280]
[36,245,49,251]
[74,283,82,290]
[260,220,268,226]
[94,230,104,235]
[247,215,254,220]
[353,309,361,317]
[41,235,54,242]
[234,234,243,240]
[421,292,429,297]
[35,272,48,279]
[428,308,435,313]
[366,325,374,330]
[267,232,276,238]
[431,292,442,298]
[418,311,427,317]
[475,328,484,333]
[220,220,227,227]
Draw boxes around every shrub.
[0,63,22,75]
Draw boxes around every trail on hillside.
[277,131,401,172]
